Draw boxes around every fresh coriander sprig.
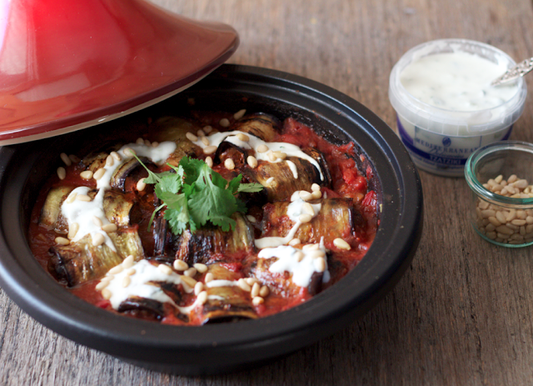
[134,155,262,235]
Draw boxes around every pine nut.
[334,238,351,250]
[299,214,313,223]
[184,267,197,277]
[123,147,136,156]
[311,190,322,199]
[101,289,112,300]
[203,125,213,134]
[252,296,264,306]
[314,257,326,272]
[111,151,121,161]
[197,291,208,305]
[234,109,246,120]
[224,158,235,170]
[57,167,66,180]
[55,237,70,245]
[60,153,72,167]
[238,279,251,292]
[257,144,269,153]
[102,223,117,232]
[251,283,260,298]
[106,155,115,167]
[259,285,270,297]
[123,255,135,268]
[237,133,250,142]
[68,223,79,239]
[194,282,204,295]
[80,170,93,180]
[311,183,321,192]
[302,203,315,215]
[247,155,258,168]
[66,192,77,204]
[204,272,214,283]
[197,129,205,137]
[173,260,188,271]
[92,216,103,227]
[158,264,173,275]
[69,154,80,164]
[289,238,301,246]
[136,137,145,145]
[193,263,208,273]
[205,156,213,168]
[95,281,109,291]
[299,191,313,201]
[136,178,146,191]
[219,118,230,127]
[186,132,198,141]
[92,233,105,246]
[180,275,197,288]
[201,136,210,146]
[109,265,124,275]
[122,276,131,288]
[77,194,91,202]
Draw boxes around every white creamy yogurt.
[191,131,323,180]
[400,52,518,111]
[389,39,528,177]
[258,239,330,287]
[61,141,177,250]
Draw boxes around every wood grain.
[2,0,533,384]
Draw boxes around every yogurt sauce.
[400,52,519,111]
[61,141,177,250]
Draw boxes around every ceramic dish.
[0,65,423,375]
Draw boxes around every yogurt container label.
[397,115,512,176]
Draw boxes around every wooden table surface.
[2,0,533,385]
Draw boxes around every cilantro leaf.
[134,153,263,236]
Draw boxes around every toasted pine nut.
[247,155,258,168]
[219,118,230,127]
[57,167,66,180]
[224,158,235,170]
[173,260,188,271]
[205,156,213,168]
[234,109,246,120]
[252,296,264,306]
[158,264,173,275]
[193,263,208,273]
[204,272,214,283]
[60,153,71,167]
[92,233,106,246]
[257,144,269,153]
[68,223,79,239]
[80,170,93,180]
[186,132,198,142]
[136,178,146,191]
[237,133,250,142]
[333,238,351,250]
[102,223,117,233]
[55,237,70,246]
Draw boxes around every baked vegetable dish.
[29,108,378,325]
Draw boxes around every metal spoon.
[491,57,533,86]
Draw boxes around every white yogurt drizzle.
[255,191,321,249]
[61,141,177,251]
[205,280,238,288]
[258,238,331,287]
[192,131,323,180]
[400,51,519,111]
[104,260,200,313]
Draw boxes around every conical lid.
[0,0,239,145]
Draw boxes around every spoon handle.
[491,57,533,86]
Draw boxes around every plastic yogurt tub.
[389,39,528,177]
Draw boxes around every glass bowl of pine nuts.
[465,141,533,247]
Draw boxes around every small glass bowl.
[465,141,533,248]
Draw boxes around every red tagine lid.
[0,0,239,145]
